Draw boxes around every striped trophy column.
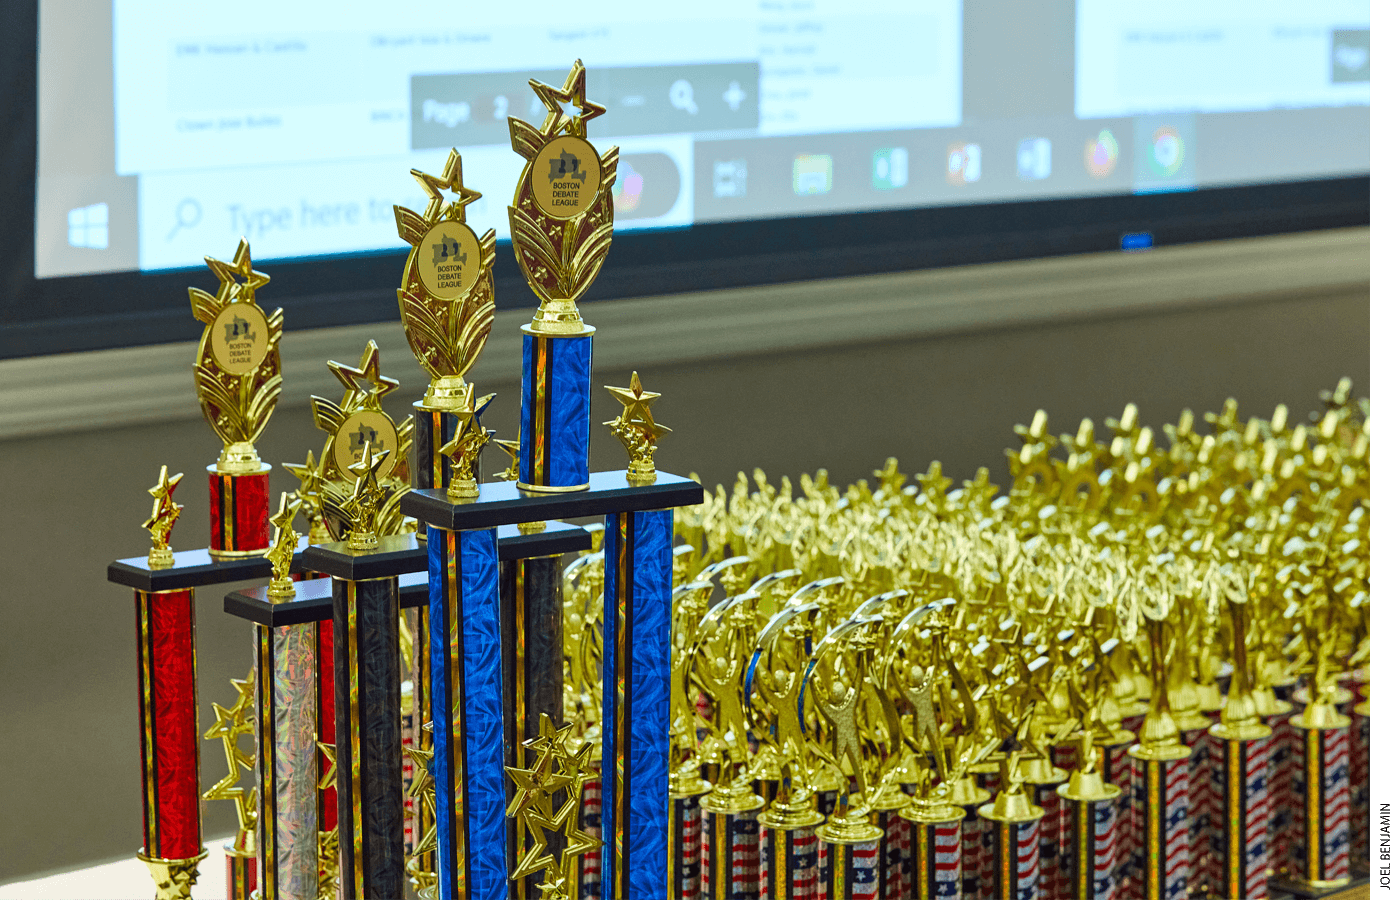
[1127,743,1190,900]
[701,803,763,900]
[757,791,822,899]
[601,509,674,899]
[1052,742,1081,896]
[872,801,911,898]
[207,466,271,559]
[1022,756,1068,900]
[253,620,319,899]
[1277,702,1352,892]
[670,782,708,899]
[983,818,1040,900]
[1098,733,1136,895]
[758,823,821,898]
[947,777,989,900]
[1207,725,1272,900]
[817,837,882,900]
[1258,695,1296,879]
[580,771,604,896]
[225,842,257,900]
[1174,721,1212,895]
[1057,760,1121,900]
[427,526,506,899]
[1351,694,1369,872]
[902,802,962,900]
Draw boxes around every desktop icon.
[793,154,833,196]
[1084,129,1119,179]
[614,159,645,213]
[713,159,748,198]
[68,202,109,249]
[946,143,981,185]
[872,148,909,190]
[1017,138,1052,181]
[1148,126,1184,177]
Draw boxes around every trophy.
[189,238,281,557]
[393,149,497,509]
[130,467,209,897]
[507,58,618,492]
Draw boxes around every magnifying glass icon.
[669,79,698,115]
[166,198,202,241]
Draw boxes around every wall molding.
[0,227,1367,441]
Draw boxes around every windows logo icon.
[68,202,109,250]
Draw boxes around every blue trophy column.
[428,525,507,899]
[519,331,593,492]
[601,508,674,900]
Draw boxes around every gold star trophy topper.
[264,492,302,600]
[202,667,258,860]
[507,59,618,336]
[394,149,497,409]
[504,715,601,898]
[189,238,282,474]
[439,385,495,501]
[143,465,184,568]
[605,371,671,485]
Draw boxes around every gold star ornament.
[143,465,184,568]
[604,371,671,485]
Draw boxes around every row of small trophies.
[546,386,1367,899]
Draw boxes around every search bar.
[410,62,760,150]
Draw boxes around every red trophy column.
[132,466,208,895]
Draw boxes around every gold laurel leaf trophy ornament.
[189,238,282,557]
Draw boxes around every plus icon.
[722,80,747,112]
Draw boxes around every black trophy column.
[332,575,405,898]
[501,554,566,899]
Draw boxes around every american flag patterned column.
[1351,702,1369,871]
[1058,794,1118,900]
[872,806,910,898]
[1263,708,1296,877]
[902,805,961,900]
[671,790,705,899]
[759,823,820,899]
[701,807,762,899]
[427,526,507,899]
[601,509,673,899]
[580,773,604,896]
[1127,746,1190,900]
[1100,736,1135,895]
[1052,743,1080,897]
[1283,716,1352,890]
[1177,725,1212,895]
[1208,732,1271,900]
[134,588,207,877]
[949,779,989,900]
[1030,778,1066,900]
[817,837,881,900]
[983,818,1039,900]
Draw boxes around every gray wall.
[0,248,1367,880]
